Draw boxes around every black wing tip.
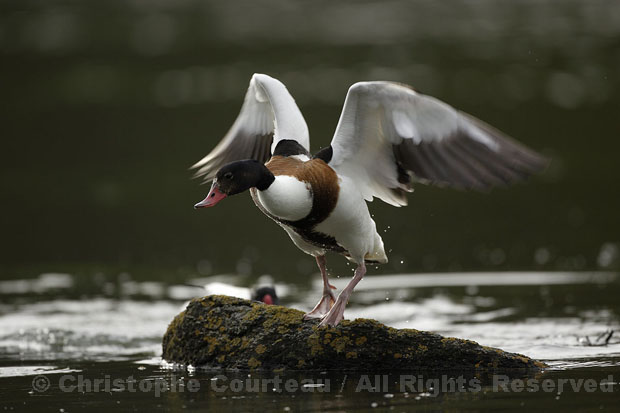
[191,132,274,184]
[396,135,551,193]
[189,160,217,183]
[500,145,552,177]
[190,172,214,184]
[467,153,551,193]
[527,151,552,173]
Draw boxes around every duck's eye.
[224,172,233,180]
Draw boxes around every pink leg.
[304,256,337,319]
[319,262,366,327]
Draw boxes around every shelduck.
[192,73,547,326]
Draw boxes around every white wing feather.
[329,82,547,206]
[192,73,309,181]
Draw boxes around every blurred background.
[1,0,619,284]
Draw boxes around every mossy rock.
[162,295,546,371]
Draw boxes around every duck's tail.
[364,233,388,264]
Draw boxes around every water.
[1,272,619,411]
[2,0,620,410]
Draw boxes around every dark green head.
[194,160,274,208]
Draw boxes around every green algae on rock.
[162,295,546,371]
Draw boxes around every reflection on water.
[0,366,81,379]
[2,365,619,411]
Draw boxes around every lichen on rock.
[162,295,546,371]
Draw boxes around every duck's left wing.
[326,81,548,206]
[192,73,309,182]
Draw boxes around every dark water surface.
[0,272,619,411]
[1,0,620,411]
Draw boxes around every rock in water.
[162,295,545,370]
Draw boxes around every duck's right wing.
[327,81,548,206]
[192,73,310,182]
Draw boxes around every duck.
[251,286,279,305]
[200,282,279,305]
[192,73,547,327]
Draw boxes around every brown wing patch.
[265,155,304,176]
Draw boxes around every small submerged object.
[251,286,278,305]
[202,282,278,305]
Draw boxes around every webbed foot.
[303,290,337,319]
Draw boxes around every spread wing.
[192,73,310,182]
[328,81,548,206]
